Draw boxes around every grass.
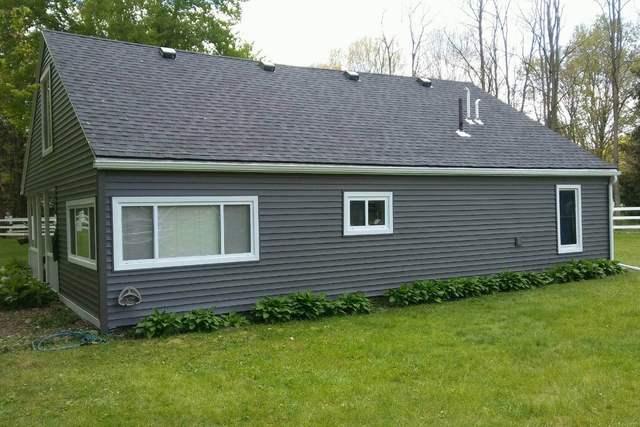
[615,231,640,266]
[1,273,639,425]
[0,238,28,266]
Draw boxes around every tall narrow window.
[112,196,259,271]
[556,185,583,254]
[66,198,97,270]
[40,66,53,155]
[343,192,393,236]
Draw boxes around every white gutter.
[94,158,620,177]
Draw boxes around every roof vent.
[457,97,471,137]
[159,47,176,59]
[417,77,432,87]
[343,70,359,81]
[260,60,276,72]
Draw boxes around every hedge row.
[385,259,623,306]
[254,292,371,323]
[135,259,623,338]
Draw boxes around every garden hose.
[32,330,106,352]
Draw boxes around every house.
[22,30,618,330]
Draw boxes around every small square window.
[343,192,393,236]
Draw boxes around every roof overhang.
[94,158,620,177]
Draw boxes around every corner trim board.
[93,158,620,177]
[60,294,100,327]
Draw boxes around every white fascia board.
[94,158,620,177]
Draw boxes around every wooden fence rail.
[613,207,640,231]
[0,217,56,238]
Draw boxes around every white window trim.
[66,197,97,270]
[556,185,583,254]
[343,192,393,236]
[40,65,53,157]
[112,196,260,271]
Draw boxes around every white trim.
[556,185,583,254]
[59,294,100,327]
[343,192,393,236]
[94,158,620,177]
[66,197,97,270]
[112,196,260,271]
[40,65,54,157]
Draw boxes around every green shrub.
[386,259,623,307]
[0,261,57,309]
[135,309,182,338]
[254,296,294,323]
[332,292,372,315]
[219,312,249,327]
[289,292,330,320]
[180,309,223,332]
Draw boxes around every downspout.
[609,176,616,260]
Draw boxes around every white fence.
[0,217,29,237]
[613,207,640,231]
[0,217,56,238]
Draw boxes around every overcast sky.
[236,0,639,70]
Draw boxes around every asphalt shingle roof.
[42,30,614,169]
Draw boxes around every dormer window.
[40,66,53,156]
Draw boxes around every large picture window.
[556,185,583,254]
[112,196,259,271]
[343,192,393,236]
[66,198,97,270]
[40,66,53,156]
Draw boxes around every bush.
[289,292,330,320]
[332,292,372,315]
[0,261,57,309]
[255,291,373,323]
[386,259,623,307]
[180,309,223,333]
[135,309,182,338]
[219,312,249,327]
[254,296,295,323]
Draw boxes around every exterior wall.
[24,45,99,318]
[102,172,610,328]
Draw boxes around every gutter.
[94,158,620,177]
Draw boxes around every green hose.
[32,330,106,351]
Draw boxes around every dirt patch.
[0,302,92,352]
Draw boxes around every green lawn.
[615,231,640,266]
[1,273,639,425]
[0,238,28,265]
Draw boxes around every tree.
[406,2,430,77]
[525,0,567,131]
[0,0,253,215]
[620,62,640,206]
[598,0,631,204]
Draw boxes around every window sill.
[114,253,259,271]
[42,146,53,157]
[558,246,583,255]
[68,254,97,270]
[343,227,393,236]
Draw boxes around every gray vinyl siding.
[24,45,99,317]
[102,172,610,328]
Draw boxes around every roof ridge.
[41,30,476,85]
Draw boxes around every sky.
[236,0,640,71]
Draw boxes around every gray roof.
[43,30,614,170]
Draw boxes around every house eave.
[93,158,620,177]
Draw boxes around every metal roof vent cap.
[343,70,359,81]
[159,47,176,59]
[417,77,432,87]
[260,60,276,72]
